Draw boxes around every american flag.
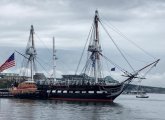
[0,53,15,72]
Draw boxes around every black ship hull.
[11,84,124,102]
[12,92,118,102]
[49,93,118,102]
[47,84,124,102]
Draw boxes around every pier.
[0,89,13,98]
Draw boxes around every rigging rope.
[99,52,128,75]
[138,62,158,83]
[135,61,158,91]
[35,33,52,61]
[36,56,52,68]
[99,20,135,72]
[75,24,94,75]
[35,58,51,77]
[100,18,156,59]
[81,56,91,74]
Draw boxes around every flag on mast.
[0,53,15,72]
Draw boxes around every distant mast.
[53,37,56,83]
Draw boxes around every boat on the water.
[136,94,149,98]
[136,83,149,98]
[9,10,159,102]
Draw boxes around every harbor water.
[0,94,164,120]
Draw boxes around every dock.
[0,89,13,98]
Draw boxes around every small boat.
[136,84,149,98]
[10,81,37,98]
[136,93,149,98]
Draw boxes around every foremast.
[88,10,102,84]
[25,25,37,81]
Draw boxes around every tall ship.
[48,10,159,102]
[9,10,159,102]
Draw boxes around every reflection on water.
[0,94,165,120]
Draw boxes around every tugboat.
[49,10,159,102]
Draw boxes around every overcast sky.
[0,0,165,87]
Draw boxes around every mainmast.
[53,37,57,83]
[88,10,102,83]
[95,10,100,83]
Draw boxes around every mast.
[25,25,36,81]
[53,37,56,83]
[31,25,34,81]
[88,10,101,84]
[94,10,99,83]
